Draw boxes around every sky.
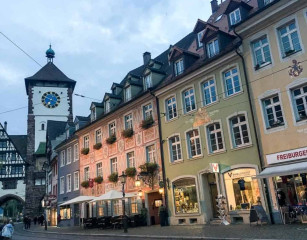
[0,0,212,135]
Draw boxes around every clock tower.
[24,46,76,216]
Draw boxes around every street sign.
[210,163,219,173]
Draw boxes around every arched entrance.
[0,194,25,222]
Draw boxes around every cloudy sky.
[0,0,212,135]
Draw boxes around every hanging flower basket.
[122,128,134,138]
[125,167,137,178]
[81,180,89,188]
[106,134,116,145]
[108,172,118,183]
[81,148,89,155]
[94,176,103,184]
[93,142,102,150]
[141,116,154,129]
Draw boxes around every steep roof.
[10,135,27,160]
[35,142,46,155]
[46,120,67,141]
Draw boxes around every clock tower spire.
[46,44,55,63]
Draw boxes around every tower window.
[41,123,45,131]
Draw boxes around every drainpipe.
[149,90,169,223]
[233,27,274,223]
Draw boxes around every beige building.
[236,0,307,223]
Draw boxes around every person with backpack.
[1,220,14,239]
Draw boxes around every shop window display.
[173,178,199,214]
[60,206,71,219]
[224,168,261,210]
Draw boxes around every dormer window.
[144,74,152,90]
[105,100,111,113]
[197,30,204,48]
[91,108,96,121]
[230,8,241,25]
[174,58,184,76]
[125,86,131,102]
[75,123,79,131]
[207,39,219,58]
[66,129,70,139]
[264,0,273,5]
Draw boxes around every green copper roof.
[35,142,46,155]
[46,45,55,58]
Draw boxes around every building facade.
[236,0,307,223]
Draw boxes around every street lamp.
[42,162,49,231]
[119,171,128,233]
[135,175,141,187]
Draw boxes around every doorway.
[207,173,218,218]
[147,191,162,225]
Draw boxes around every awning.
[255,162,307,179]
[90,190,137,202]
[59,196,94,206]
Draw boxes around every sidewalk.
[22,223,307,240]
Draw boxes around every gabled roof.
[75,116,90,122]
[104,93,122,101]
[224,0,253,14]
[25,62,76,94]
[111,82,124,90]
[168,46,199,62]
[46,120,67,141]
[90,102,104,109]
[10,135,27,160]
[193,19,207,33]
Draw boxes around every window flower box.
[122,128,134,138]
[94,176,103,184]
[108,172,118,183]
[125,167,137,178]
[106,134,116,145]
[81,148,89,155]
[93,142,102,150]
[141,116,154,129]
[81,180,89,188]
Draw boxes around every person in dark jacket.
[23,216,28,229]
[33,216,37,225]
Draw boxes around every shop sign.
[210,163,219,173]
[266,147,307,165]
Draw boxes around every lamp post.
[119,171,128,233]
[42,162,49,231]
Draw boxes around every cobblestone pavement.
[19,222,307,240]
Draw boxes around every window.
[84,135,89,149]
[143,103,153,120]
[166,96,177,120]
[131,196,138,214]
[169,135,182,162]
[91,108,96,121]
[60,176,65,194]
[224,67,241,97]
[262,95,284,128]
[215,14,223,22]
[146,145,156,163]
[66,129,70,139]
[109,122,116,136]
[224,168,260,210]
[35,178,46,186]
[173,178,199,214]
[183,88,196,113]
[74,171,79,191]
[66,147,72,165]
[125,114,133,130]
[60,150,65,167]
[252,36,272,68]
[66,174,71,192]
[230,8,241,25]
[113,200,121,216]
[207,39,219,58]
[230,115,250,148]
[197,30,204,48]
[60,206,71,219]
[96,162,103,177]
[202,79,217,106]
[278,21,301,57]
[174,59,184,76]
[84,167,89,181]
[127,152,135,168]
[264,0,273,5]
[125,86,131,102]
[41,123,45,130]
[105,100,111,113]
[144,74,152,90]
[95,129,102,144]
[292,84,307,121]
[111,158,118,173]
[74,143,79,161]
[207,122,224,153]
[186,129,202,158]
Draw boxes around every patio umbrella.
[90,190,137,202]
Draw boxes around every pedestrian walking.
[23,215,28,229]
[40,214,45,226]
[33,216,37,225]
[1,220,14,239]
[27,216,31,229]
[57,214,61,227]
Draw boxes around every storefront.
[257,147,307,224]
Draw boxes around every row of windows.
[168,113,251,162]
[60,171,79,194]
[165,66,241,121]
[83,144,156,181]
[84,103,153,148]
[60,143,79,167]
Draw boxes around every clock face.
[41,91,61,108]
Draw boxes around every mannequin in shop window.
[277,189,286,207]
[238,178,248,206]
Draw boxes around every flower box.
[125,167,137,178]
[81,148,89,155]
[108,172,118,183]
[140,116,154,129]
[81,180,89,188]
[122,128,134,138]
[93,142,102,150]
[94,176,103,184]
[106,134,116,145]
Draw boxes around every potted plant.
[125,167,137,178]
[140,116,154,129]
[122,128,134,138]
[94,176,103,184]
[81,148,89,155]
[106,134,116,144]
[138,162,159,189]
[81,180,89,188]
[93,142,102,150]
[108,172,118,183]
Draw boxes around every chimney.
[143,52,151,65]
[4,121,7,131]
[211,0,219,14]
